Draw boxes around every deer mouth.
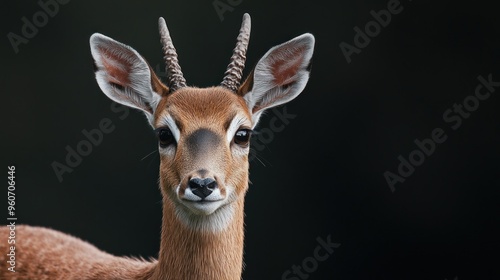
[183,198,223,203]
[176,182,237,216]
[174,198,237,232]
[180,198,225,215]
[172,185,238,231]
[176,187,220,214]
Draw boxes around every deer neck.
[151,191,246,280]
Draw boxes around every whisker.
[141,149,158,161]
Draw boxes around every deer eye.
[156,128,175,147]
[234,129,252,146]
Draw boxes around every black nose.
[188,178,217,199]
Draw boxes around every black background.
[2,0,500,279]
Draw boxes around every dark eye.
[234,129,252,146]
[156,128,175,147]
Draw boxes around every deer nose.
[188,178,217,199]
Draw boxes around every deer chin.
[174,200,236,232]
[172,185,237,232]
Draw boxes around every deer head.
[89,13,314,233]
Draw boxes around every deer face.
[90,14,314,231]
[155,87,252,217]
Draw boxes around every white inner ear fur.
[90,33,162,126]
[243,33,315,127]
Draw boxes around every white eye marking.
[158,114,181,143]
[226,114,250,144]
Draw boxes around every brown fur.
[151,196,246,279]
[0,225,155,280]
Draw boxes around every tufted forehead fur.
[154,86,252,130]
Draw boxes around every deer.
[0,13,314,280]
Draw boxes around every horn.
[220,13,251,92]
[159,17,187,92]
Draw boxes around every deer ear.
[238,33,314,127]
[90,33,167,126]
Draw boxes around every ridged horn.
[159,17,187,92]
[220,13,251,92]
